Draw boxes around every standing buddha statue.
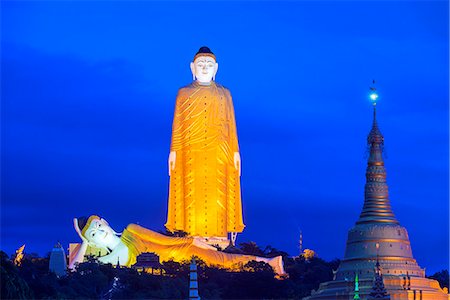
[166,47,244,246]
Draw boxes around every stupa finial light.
[370,92,379,102]
[369,79,378,105]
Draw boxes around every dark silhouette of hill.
[2,248,447,299]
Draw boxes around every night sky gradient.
[1,1,448,274]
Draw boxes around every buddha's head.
[190,46,218,84]
[75,215,120,249]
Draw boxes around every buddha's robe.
[122,224,285,275]
[166,81,244,237]
[68,224,285,275]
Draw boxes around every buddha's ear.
[190,62,196,81]
[213,62,218,81]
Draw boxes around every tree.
[161,259,189,277]
[65,260,110,298]
[239,241,265,256]
[160,227,189,237]
[0,246,345,299]
[263,245,290,258]
[428,269,449,290]
[0,251,33,299]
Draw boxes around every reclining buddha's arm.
[127,224,195,246]
[96,243,129,265]
[69,218,89,270]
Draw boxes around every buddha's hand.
[73,218,88,244]
[234,152,241,176]
[168,151,176,176]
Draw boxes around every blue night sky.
[1,1,448,274]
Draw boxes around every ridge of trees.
[1,241,448,299]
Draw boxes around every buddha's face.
[191,56,218,83]
[83,218,118,248]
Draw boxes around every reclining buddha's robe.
[122,224,285,276]
[166,81,245,237]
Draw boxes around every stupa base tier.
[304,275,449,300]
[336,258,424,281]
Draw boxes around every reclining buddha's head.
[76,215,120,249]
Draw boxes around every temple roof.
[368,258,391,299]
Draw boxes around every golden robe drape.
[166,81,244,237]
[123,224,256,269]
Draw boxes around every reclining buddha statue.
[68,215,286,276]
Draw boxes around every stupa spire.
[357,84,398,225]
[303,82,448,299]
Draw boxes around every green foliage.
[3,240,447,299]
[1,251,33,299]
[263,245,290,258]
[0,247,342,299]
[160,227,189,237]
[427,269,449,290]
[69,261,110,298]
[161,259,189,277]
[239,241,265,256]
[242,260,274,273]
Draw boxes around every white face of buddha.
[83,218,118,248]
[191,56,218,83]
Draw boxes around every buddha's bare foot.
[268,256,287,278]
